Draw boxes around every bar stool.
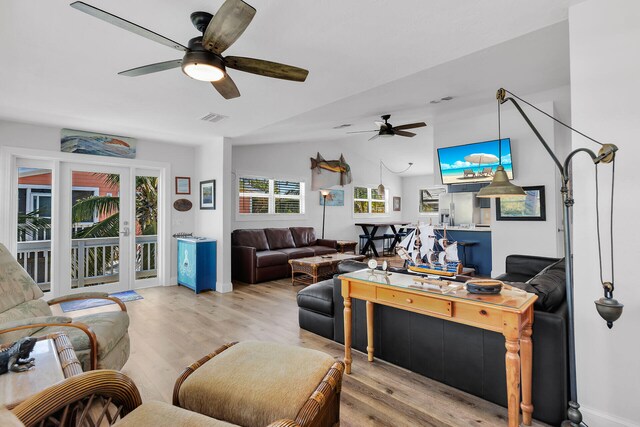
[458,241,479,274]
[382,233,395,256]
[359,234,373,257]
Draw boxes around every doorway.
[7,151,167,298]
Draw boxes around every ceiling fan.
[347,115,427,141]
[69,0,309,99]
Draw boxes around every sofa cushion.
[255,251,288,268]
[297,281,334,315]
[178,341,335,427]
[507,259,566,312]
[114,401,238,427]
[276,247,315,259]
[307,245,337,256]
[0,243,44,313]
[337,260,367,274]
[40,311,129,370]
[290,227,317,247]
[264,228,296,250]
[232,230,270,251]
[0,299,52,344]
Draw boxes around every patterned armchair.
[0,243,130,371]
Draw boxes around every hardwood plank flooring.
[59,280,549,427]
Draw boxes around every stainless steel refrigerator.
[438,192,479,226]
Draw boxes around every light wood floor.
[62,280,549,427]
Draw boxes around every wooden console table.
[0,333,82,409]
[340,270,537,427]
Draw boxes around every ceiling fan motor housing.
[182,37,226,80]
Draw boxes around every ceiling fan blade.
[368,134,380,141]
[212,74,241,99]
[347,130,379,134]
[395,130,416,138]
[202,0,256,54]
[118,59,182,77]
[393,122,427,131]
[70,2,187,51]
[226,56,309,82]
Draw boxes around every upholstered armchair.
[0,243,130,371]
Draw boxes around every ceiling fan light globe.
[181,51,225,81]
[183,63,225,81]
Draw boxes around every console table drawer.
[454,304,503,329]
[377,288,451,317]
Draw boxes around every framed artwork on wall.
[393,196,402,211]
[496,185,546,221]
[175,177,191,194]
[200,179,216,210]
[319,189,344,206]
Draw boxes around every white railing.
[16,235,158,292]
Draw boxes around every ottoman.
[173,341,344,427]
[296,280,334,339]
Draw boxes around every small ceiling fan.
[69,0,309,99]
[347,115,427,141]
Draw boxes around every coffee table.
[0,333,82,409]
[289,253,365,286]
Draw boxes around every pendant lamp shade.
[476,165,526,198]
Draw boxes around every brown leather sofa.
[232,227,338,284]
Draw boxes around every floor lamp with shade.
[320,189,331,239]
[477,88,623,427]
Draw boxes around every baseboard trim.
[581,405,638,427]
[216,281,233,293]
[169,276,177,285]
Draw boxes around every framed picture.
[393,196,402,211]
[175,177,191,195]
[319,189,344,206]
[496,185,546,221]
[199,180,216,210]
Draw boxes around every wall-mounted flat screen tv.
[437,138,513,185]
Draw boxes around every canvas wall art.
[393,196,402,211]
[60,128,136,159]
[319,189,344,206]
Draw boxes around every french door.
[59,163,132,295]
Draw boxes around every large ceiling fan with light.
[70,0,309,99]
[348,114,427,141]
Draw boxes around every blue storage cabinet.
[177,238,216,293]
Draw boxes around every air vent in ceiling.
[333,123,352,129]
[429,96,455,104]
[199,112,229,123]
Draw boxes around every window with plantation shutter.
[238,175,305,216]
[353,186,388,216]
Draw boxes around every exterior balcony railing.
[16,235,157,292]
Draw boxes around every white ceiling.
[0,0,576,146]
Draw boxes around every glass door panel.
[135,174,158,281]
[63,164,131,294]
[16,167,53,293]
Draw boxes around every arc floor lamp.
[477,88,623,427]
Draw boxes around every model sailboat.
[396,223,463,277]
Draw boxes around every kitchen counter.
[434,225,491,232]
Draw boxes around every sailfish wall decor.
[310,152,352,190]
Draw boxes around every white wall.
[193,138,233,293]
[569,2,640,425]
[0,119,196,281]
[401,174,437,224]
[231,133,433,249]
[432,87,571,275]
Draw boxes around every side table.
[336,240,357,254]
[0,333,82,409]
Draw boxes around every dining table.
[355,222,411,257]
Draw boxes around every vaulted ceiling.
[0,0,577,145]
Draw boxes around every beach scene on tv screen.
[438,139,513,184]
